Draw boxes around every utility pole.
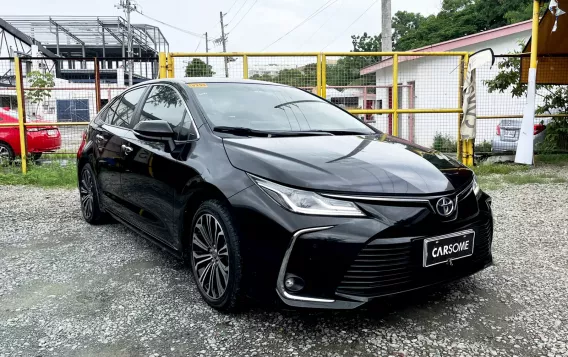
[381,0,392,52]
[116,0,137,86]
[219,11,228,78]
[205,32,209,65]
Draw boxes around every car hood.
[223,134,473,195]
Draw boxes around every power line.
[300,0,342,49]
[135,10,205,39]
[229,0,259,32]
[194,38,202,52]
[321,0,379,50]
[261,0,340,51]
[226,0,241,14]
[227,0,249,24]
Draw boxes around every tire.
[79,163,105,224]
[189,200,244,312]
[30,153,43,161]
[0,142,14,166]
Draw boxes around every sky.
[1,0,444,53]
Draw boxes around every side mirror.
[133,120,176,151]
[133,120,174,140]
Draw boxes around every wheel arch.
[0,139,16,156]
[179,182,230,258]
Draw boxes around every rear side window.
[140,85,194,140]
[109,87,147,128]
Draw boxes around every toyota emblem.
[435,197,455,217]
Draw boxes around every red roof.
[360,20,532,75]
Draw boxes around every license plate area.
[423,230,475,267]
[502,129,518,139]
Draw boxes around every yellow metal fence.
[14,51,566,174]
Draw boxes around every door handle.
[121,144,133,155]
[95,134,105,143]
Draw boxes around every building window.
[56,99,90,122]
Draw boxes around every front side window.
[190,83,375,133]
[110,87,147,128]
[140,85,193,140]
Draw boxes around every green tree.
[392,11,426,51]
[377,0,542,52]
[185,59,215,77]
[26,70,55,115]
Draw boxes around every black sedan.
[77,78,493,311]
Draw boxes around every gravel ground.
[1,167,568,357]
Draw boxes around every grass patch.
[502,173,567,185]
[477,170,567,190]
[39,153,77,160]
[535,154,568,165]
[472,164,530,176]
[0,163,77,188]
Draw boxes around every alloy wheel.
[192,213,230,300]
[79,168,95,221]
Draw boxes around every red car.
[0,107,62,163]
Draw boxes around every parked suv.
[77,78,493,311]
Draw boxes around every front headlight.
[473,175,481,196]
[249,174,365,217]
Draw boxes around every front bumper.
[229,184,493,309]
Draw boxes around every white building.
[360,20,533,148]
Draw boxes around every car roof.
[129,77,287,87]
[182,77,285,85]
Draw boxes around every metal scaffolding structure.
[0,16,169,58]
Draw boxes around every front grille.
[337,219,493,298]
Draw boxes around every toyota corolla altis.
[77,78,493,311]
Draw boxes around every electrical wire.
[229,0,259,32]
[261,0,340,51]
[227,0,249,24]
[321,0,379,50]
[135,10,205,39]
[226,0,241,14]
[300,0,342,49]
[194,38,202,52]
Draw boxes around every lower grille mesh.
[337,220,493,297]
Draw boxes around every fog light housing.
[284,274,305,292]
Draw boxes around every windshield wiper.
[309,129,377,136]
[274,100,322,109]
[213,126,334,137]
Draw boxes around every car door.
[94,86,148,218]
[120,84,194,248]
[91,97,126,214]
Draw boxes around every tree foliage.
[26,71,55,105]
[390,0,539,51]
[185,59,215,77]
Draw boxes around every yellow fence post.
[242,55,249,79]
[159,52,167,79]
[321,54,327,100]
[457,54,464,162]
[14,57,27,174]
[316,53,322,97]
[392,54,399,137]
[167,55,174,78]
[461,53,472,166]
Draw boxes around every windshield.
[190,83,375,134]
